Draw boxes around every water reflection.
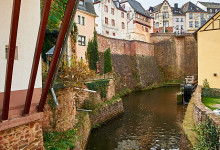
[86,87,189,150]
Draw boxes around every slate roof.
[181,1,206,13]
[149,3,163,13]
[78,0,96,16]
[113,0,126,12]
[198,1,220,9]
[94,0,126,12]
[172,7,185,16]
[121,0,151,18]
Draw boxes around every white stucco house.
[0,0,42,119]
[94,0,128,40]
[172,3,186,34]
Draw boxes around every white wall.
[94,3,102,35]
[0,0,42,92]
[122,2,135,40]
[94,0,128,39]
[173,16,186,33]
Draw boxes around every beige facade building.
[68,0,96,60]
[195,11,220,88]
[182,1,208,33]
[149,0,173,33]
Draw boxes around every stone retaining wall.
[74,113,91,150]
[0,119,44,150]
[192,86,220,128]
[74,98,124,150]
[90,98,124,126]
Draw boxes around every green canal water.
[86,87,190,150]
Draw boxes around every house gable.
[159,0,172,12]
[196,11,220,32]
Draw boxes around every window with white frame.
[181,18,184,22]
[163,21,169,27]
[176,25,179,30]
[176,18,179,22]
[181,25,184,30]
[155,13,159,20]
[195,21,199,27]
[155,22,159,28]
[78,35,86,46]
[200,13,204,20]
[163,12,169,18]
[104,5,108,12]
[82,17,85,25]
[78,15,81,24]
[189,13,193,19]
[189,21,193,27]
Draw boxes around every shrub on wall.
[195,118,219,150]
[86,31,99,71]
[85,79,110,99]
[104,47,112,74]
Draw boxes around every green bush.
[87,31,99,71]
[44,129,76,150]
[81,99,97,111]
[85,79,109,99]
[194,118,219,150]
[104,47,112,74]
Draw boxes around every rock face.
[0,120,44,150]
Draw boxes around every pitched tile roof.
[181,1,206,13]
[198,1,220,9]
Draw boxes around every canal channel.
[86,87,191,150]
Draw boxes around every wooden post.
[38,0,77,112]
[2,0,22,120]
[24,0,52,115]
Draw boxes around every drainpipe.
[50,0,80,105]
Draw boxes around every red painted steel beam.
[2,0,22,120]
[23,0,52,115]
[38,0,76,112]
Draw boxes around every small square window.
[78,35,86,46]
[5,45,18,60]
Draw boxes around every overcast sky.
[138,0,220,9]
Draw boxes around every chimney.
[174,3,178,9]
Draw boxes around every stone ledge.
[192,86,220,128]
[0,112,44,131]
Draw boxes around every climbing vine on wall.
[86,79,110,99]
[195,118,219,150]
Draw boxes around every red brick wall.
[151,33,198,81]
[154,27,173,33]
[97,34,154,56]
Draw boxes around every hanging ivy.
[85,79,109,99]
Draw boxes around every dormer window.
[79,0,84,6]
